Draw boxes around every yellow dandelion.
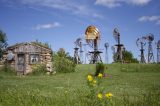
[93,80,97,84]
[105,93,113,99]
[98,73,103,78]
[97,93,103,100]
[87,75,93,82]
[92,80,97,86]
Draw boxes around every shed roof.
[7,42,52,53]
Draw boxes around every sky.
[0,0,160,63]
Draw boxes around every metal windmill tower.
[157,40,160,63]
[75,38,84,63]
[113,28,124,62]
[79,40,84,63]
[136,37,146,63]
[74,38,81,64]
[111,46,116,62]
[85,26,102,64]
[144,34,155,63]
[104,43,109,64]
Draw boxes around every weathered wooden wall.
[3,42,53,74]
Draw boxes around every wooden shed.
[3,42,53,74]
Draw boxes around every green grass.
[0,64,160,106]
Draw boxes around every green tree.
[122,50,139,63]
[0,30,8,60]
[57,48,66,57]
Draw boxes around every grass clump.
[31,63,47,75]
[95,62,105,76]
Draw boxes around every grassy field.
[0,64,160,106]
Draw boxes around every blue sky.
[0,0,160,63]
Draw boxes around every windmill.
[85,26,102,64]
[136,37,146,63]
[143,33,155,63]
[74,38,81,64]
[79,40,84,63]
[74,38,84,63]
[113,28,124,62]
[104,43,109,64]
[156,40,160,63]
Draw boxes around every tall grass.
[0,64,160,106]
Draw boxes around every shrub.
[52,48,76,73]
[53,55,76,73]
[0,63,16,75]
[95,62,105,76]
[31,63,48,75]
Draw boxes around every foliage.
[31,63,48,75]
[52,48,76,73]
[122,50,139,63]
[0,63,16,75]
[34,39,51,48]
[95,62,105,76]
[0,30,8,59]
[131,58,139,63]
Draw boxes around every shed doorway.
[17,54,25,74]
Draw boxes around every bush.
[31,63,48,75]
[95,62,105,76]
[0,63,16,75]
[53,54,76,73]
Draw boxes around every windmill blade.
[111,46,116,53]
[76,38,82,47]
[113,28,120,36]
[113,28,119,42]
[104,42,109,47]
[136,37,146,47]
[136,38,140,47]
[85,26,100,40]
[144,33,154,41]
[85,26,100,48]
[148,33,154,41]
[74,37,82,47]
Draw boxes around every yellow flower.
[98,73,103,78]
[87,75,93,82]
[97,93,103,100]
[92,80,97,86]
[105,93,113,99]
[93,80,97,84]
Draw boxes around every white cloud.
[95,0,121,8]
[128,0,151,5]
[4,0,102,19]
[93,13,104,19]
[95,0,151,8]
[138,15,160,25]
[33,22,61,30]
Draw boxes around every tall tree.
[0,30,8,60]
